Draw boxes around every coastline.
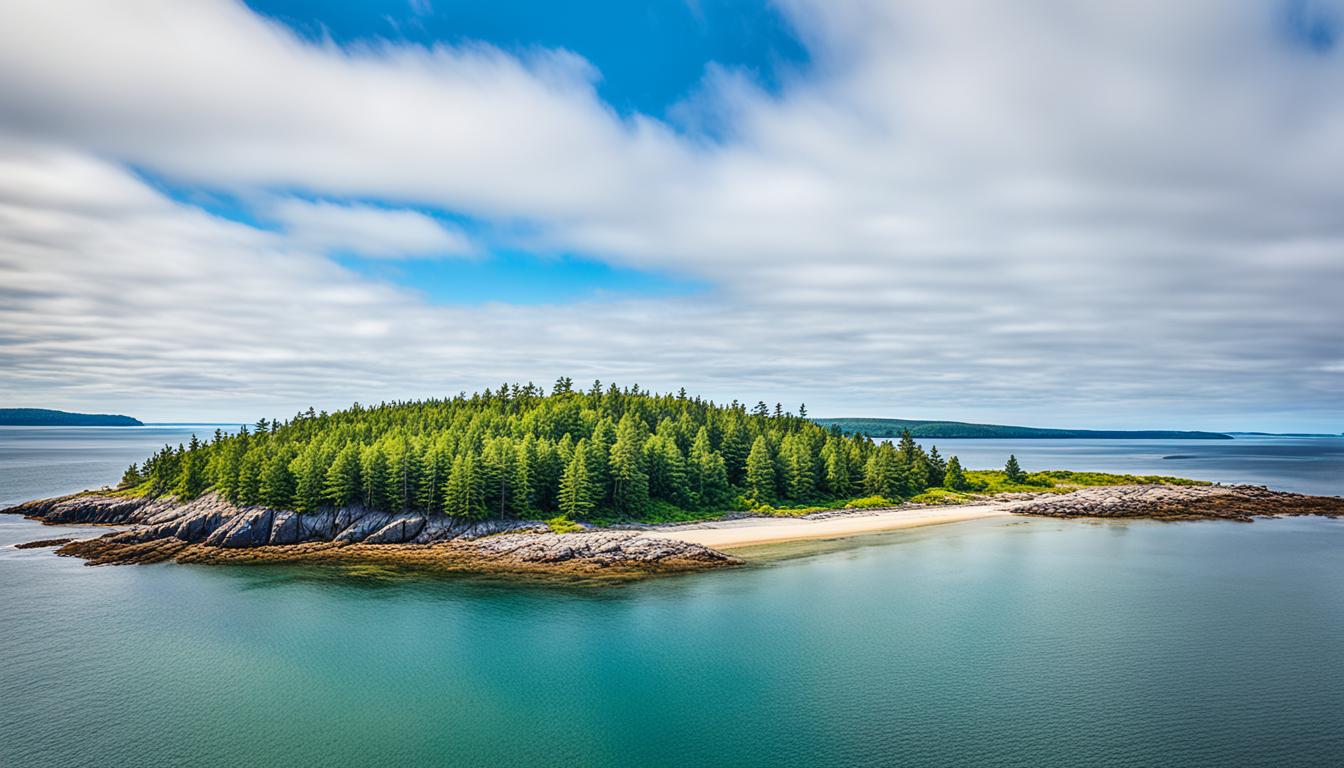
[650,502,1022,549]
[5,483,1342,580]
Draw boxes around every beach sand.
[653,502,1022,549]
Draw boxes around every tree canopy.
[125,381,967,521]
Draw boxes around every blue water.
[2,429,1342,767]
[901,435,1344,496]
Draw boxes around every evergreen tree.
[745,435,776,503]
[324,443,362,507]
[822,438,852,496]
[360,444,389,509]
[1004,454,1026,483]
[944,456,968,490]
[237,447,263,505]
[290,442,326,512]
[719,419,751,485]
[120,462,143,489]
[443,453,486,518]
[609,413,649,515]
[260,449,295,508]
[925,446,947,488]
[557,447,596,519]
[864,443,903,498]
[173,435,208,500]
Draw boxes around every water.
[900,435,1344,496]
[0,425,239,507]
[2,429,1343,767]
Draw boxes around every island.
[813,417,1232,440]
[4,382,1340,580]
[0,408,142,427]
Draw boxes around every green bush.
[909,489,975,505]
[545,515,585,534]
[843,495,897,509]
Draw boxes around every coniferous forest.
[120,379,964,522]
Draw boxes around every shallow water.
[2,428,1342,767]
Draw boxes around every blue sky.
[137,0,808,305]
[0,0,1341,430]
[247,0,809,116]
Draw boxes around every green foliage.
[1033,470,1210,487]
[122,382,1108,522]
[842,495,896,509]
[909,488,975,505]
[943,456,968,490]
[745,435,776,503]
[1004,454,1026,483]
[544,515,585,534]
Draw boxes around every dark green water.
[3,514,1342,767]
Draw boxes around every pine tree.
[324,443,362,507]
[925,446,947,488]
[443,453,486,519]
[823,438,852,496]
[719,419,751,485]
[236,447,263,505]
[557,447,596,519]
[360,444,389,509]
[745,435,776,503]
[944,456,968,490]
[173,435,208,500]
[782,434,816,500]
[290,442,326,512]
[609,413,649,515]
[1004,454,1026,483]
[864,443,902,498]
[260,449,295,508]
[120,462,143,489]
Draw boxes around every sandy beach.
[653,502,1024,549]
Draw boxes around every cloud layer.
[1,0,1341,429]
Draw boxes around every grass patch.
[957,469,1207,495]
[843,495,898,509]
[909,489,976,505]
[544,515,585,534]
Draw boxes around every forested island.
[116,381,985,524]
[7,382,1340,580]
[0,408,142,427]
[813,417,1231,440]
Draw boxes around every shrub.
[545,515,584,534]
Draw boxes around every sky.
[1,0,1342,431]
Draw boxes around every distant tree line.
[121,380,983,521]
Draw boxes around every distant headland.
[0,408,142,427]
[813,417,1232,440]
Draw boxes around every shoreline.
[5,484,1342,579]
[649,502,1025,549]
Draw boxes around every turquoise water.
[2,429,1343,766]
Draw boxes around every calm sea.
[2,427,1342,767]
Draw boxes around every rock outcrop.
[2,492,740,578]
[1010,484,1344,521]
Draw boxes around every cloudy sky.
[1,0,1342,430]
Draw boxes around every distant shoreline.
[0,408,142,427]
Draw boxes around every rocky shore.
[1009,483,1344,521]
[5,483,1340,578]
[2,492,740,580]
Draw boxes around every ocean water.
[2,429,1342,767]
[901,435,1344,496]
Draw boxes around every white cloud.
[270,199,475,258]
[0,0,1341,429]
